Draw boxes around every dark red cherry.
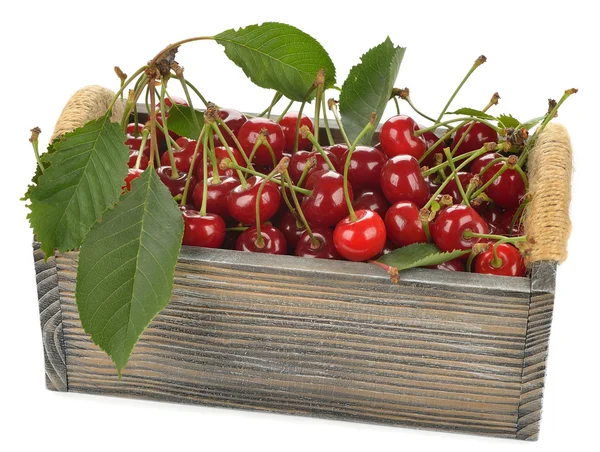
[156,166,195,198]
[451,122,498,157]
[161,139,200,173]
[496,207,525,236]
[303,170,353,228]
[126,123,144,138]
[470,152,502,176]
[333,210,387,262]
[474,243,526,277]
[295,228,341,260]
[125,136,150,155]
[195,146,244,180]
[278,210,306,251]
[384,201,428,247]
[380,154,430,207]
[431,204,489,253]
[421,130,446,167]
[352,188,390,218]
[288,150,339,185]
[213,108,247,147]
[424,173,442,192]
[341,145,386,190]
[237,117,285,166]
[123,168,144,192]
[235,224,287,254]
[127,151,149,170]
[379,115,427,160]
[324,144,348,162]
[442,171,473,204]
[192,176,240,219]
[427,258,466,272]
[481,162,526,210]
[227,176,281,225]
[279,112,314,152]
[181,209,226,248]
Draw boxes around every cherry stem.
[134,128,150,170]
[344,116,376,222]
[109,66,148,114]
[297,157,315,188]
[470,162,508,200]
[148,36,214,68]
[466,249,478,273]
[514,164,529,191]
[158,82,180,178]
[262,139,278,168]
[121,72,148,131]
[477,156,507,177]
[303,130,336,171]
[254,160,288,248]
[392,97,400,115]
[283,171,318,248]
[464,231,527,243]
[329,100,352,148]
[148,80,159,168]
[275,99,294,123]
[416,117,501,136]
[294,100,308,154]
[247,136,264,166]
[208,133,221,184]
[318,97,334,147]
[442,147,470,206]
[435,55,486,124]
[421,150,476,176]
[181,125,207,207]
[403,95,436,123]
[211,122,248,187]
[420,210,432,242]
[198,131,210,215]
[226,226,249,232]
[227,161,312,196]
[450,95,499,157]
[509,199,529,235]
[314,84,323,145]
[418,122,463,165]
[175,68,204,131]
[213,117,252,167]
[258,91,283,118]
[280,175,299,220]
[173,75,209,108]
[29,127,44,174]
[368,261,400,284]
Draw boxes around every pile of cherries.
[124,96,529,278]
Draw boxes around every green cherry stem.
[134,128,150,170]
[158,82,180,178]
[29,127,44,174]
[443,147,470,206]
[263,138,278,168]
[297,156,316,188]
[463,231,527,243]
[254,159,289,248]
[392,96,400,115]
[420,149,477,177]
[210,121,247,188]
[198,130,210,214]
[321,95,335,146]
[225,160,311,196]
[181,125,207,207]
[470,161,509,200]
[450,93,500,157]
[283,170,318,248]
[275,99,294,123]
[509,196,530,235]
[328,99,352,148]
[477,156,507,177]
[419,208,432,242]
[212,117,252,167]
[208,133,221,184]
[121,72,149,131]
[258,91,283,118]
[109,65,148,114]
[416,116,501,136]
[173,64,203,134]
[394,88,436,123]
[147,79,159,168]
[301,126,336,171]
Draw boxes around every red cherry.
[451,122,498,157]
[278,210,306,251]
[481,162,526,210]
[341,145,386,190]
[288,150,339,185]
[496,207,525,237]
[127,151,149,170]
[126,123,144,137]
[423,173,441,192]
[384,201,428,247]
[192,176,240,220]
[352,188,390,218]
[213,108,248,147]
[235,224,287,255]
[123,168,144,192]
[161,96,188,109]
[227,176,281,225]
[420,130,446,167]
[236,117,285,166]
[431,204,489,253]
[474,243,526,277]
[470,152,502,176]
[161,139,200,173]
[181,209,226,248]
[442,171,473,204]
[295,228,341,260]
[195,146,244,180]
[379,115,427,160]
[333,210,387,262]
[427,258,465,272]
[279,111,314,152]
[380,155,430,207]
[156,166,195,198]
[125,136,150,155]
[302,170,353,228]
[324,144,348,162]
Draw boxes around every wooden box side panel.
[54,247,534,439]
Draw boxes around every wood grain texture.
[40,244,556,440]
[33,242,67,391]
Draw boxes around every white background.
[2,0,598,450]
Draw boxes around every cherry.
[195,146,245,180]
[470,152,501,176]
[126,123,144,137]
[451,122,498,157]
[352,188,390,218]
[155,113,181,150]
[474,243,526,277]
[236,117,285,166]
[278,210,306,250]
[496,207,525,236]
[424,173,441,192]
[380,155,430,207]
[161,139,200,173]
[235,224,287,254]
[123,168,144,192]
[427,258,466,272]
[379,115,427,160]
[431,204,489,253]
[279,112,314,152]
[324,144,348,162]
[295,228,340,260]
[333,209,387,262]
[481,162,526,210]
[127,151,149,170]
[156,166,195,198]
[227,176,281,225]
[213,108,248,147]
[341,145,386,190]
[384,201,428,247]
[125,136,150,155]
[192,176,240,220]
[288,150,339,185]
[442,171,473,204]
[161,96,188,109]
[421,130,446,167]
[302,170,353,228]
[181,209,226,248]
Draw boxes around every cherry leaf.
[166,104,205,139]
[446,108,496,121]
[497,113,521,129]
[377,242,470,270]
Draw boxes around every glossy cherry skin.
[481,162,526,210]
[341,146,386,191]
[324,144,348,162]
[192,176,240,220]
[295,228,341,260]
[181,209,226,248]
[474,243,526,277]
[156,166,195,198]
[379,115,427,160]
[380,155,430,207]
[288,150,339,185]
[127,151,149,170]
[195,146,245,181]
[213,108,248,147]
[279,111,314,152]
[278,210,306,251]
[442,171,474,204]
[227,176,281,225]
[236,117,285,166]
[161,139,200,173]
[235,224,287,255]
[352,188,390,218]
[427,258,466,272]
[303,170,353,228]
[333,210,387,262]
[384,201,428,247]
[424,173,441,192]
[123,168,144,192]
[431,204,489,253]
[451,122,498,157]
[421,130,446,168]
[470,152,501,176]
[496,207,525,236]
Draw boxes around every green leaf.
[447,108,496,121]
[27,114,129,258]
[339,38,405,144]
[214,22,336,101]
[166,104,204,139]
[497,113,521,129]
[377,243,470,270]
[521,115,545,131]
[76,168,184,376]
